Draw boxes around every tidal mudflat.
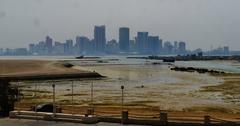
[15,59,240,114]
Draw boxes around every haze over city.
[1,1,240,125]
[0,0,240,50]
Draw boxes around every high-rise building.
[136,32,148,54]
[129,39,136,52]
[64,39,73,55]
[37,41,46,55]
[76,36,90,54]
[174,41,178,54]
[178,41,186,54]
[53,42,65,55]
[119,27,130,52]
[106,39,119,54]
[29,44,35,54]
[159,39,163,53]
[164,41,173,54]
[148,36,160,54]
[75,36,82,54]
[94,25,106,52]
[45,36,53,54]
[223,46,229,55]
[89,39,95,54]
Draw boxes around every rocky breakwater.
[170,66,225,74]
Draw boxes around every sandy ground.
[201,73,240,112]
[0,60,91,76]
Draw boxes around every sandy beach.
[0,60,87,75]
[0,60,102,80]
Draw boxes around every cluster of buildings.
[28,26,187,55]
[0,25,232,56]
[0,48,28,56]
[206,46,230,56]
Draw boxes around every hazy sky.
[0,0,240,50]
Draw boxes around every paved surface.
[0,118,141,126]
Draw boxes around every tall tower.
[136,32,148,54]
[148,36,160,54]
[94,25,106,53]
[65,39,73,55]
[45,36,53,54]
[178,42,186,54]
[119,27,130,52]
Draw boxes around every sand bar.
[0,60,102,80]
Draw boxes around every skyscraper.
[164,41,173,54]
[223,46,229,55]
[76,36,90,54]
[45,36,53,54]
[178,41,186,54]
[64,39,73,55]
[119,27,130,52]
[106,39,119,54]
[174,41,178,54]
[148,36,160,54]
[129,39,136,52]
[136,32,148,54]
[53,41,65,55]
[94,25,106,53]
[159,39,163,53]
[75,36,82,54]
[29,44,35,54]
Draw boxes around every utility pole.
[121,85,124,112]
[34,81,38,121]
[17,81,20,109]
[71,81,74,115]
[91,82,93,108]
[52,84,56,117]
[17,81,20,120]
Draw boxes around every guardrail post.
[204,115,211,126]
[122,110,128,124]
[87,108,94,115]
[9,111,18,118]
[160,112,168,126]
[44,113,54,121]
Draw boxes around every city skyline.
[26,25,188,55]
[0,25,232,56]
[0,0,240,50]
